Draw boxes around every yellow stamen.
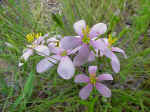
[90,73,96,85]
[108,34,118,47]
[56,41,60,47]
[61,50,67,56]
[35,33,42,39]
[26,33,34,43]
[82,26,91,44]
[82,26,90,36]
[82,37,90,44]
[26,32,42,43]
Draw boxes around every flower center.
[108,34,117,48]
[90,74,97,85]
[55,41,60,47]
[61,50,67,56]
[82,26,91,44]
[26,33,42,43]
[82,36,90,44]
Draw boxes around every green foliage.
[0,0,150,111]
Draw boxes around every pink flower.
[75,66,113,100]
[88,38,121,73]
[102,35,127,59]
[19,34,49,67]
[36,45,75,80]
[60,20,109,66]
[92,35,127,73]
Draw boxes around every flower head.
[36,39,76,80]
[103,34,127,59]
[26,32,42,43]
[60,20,108,66]
[75,66,113,100]
[19,33,49,67]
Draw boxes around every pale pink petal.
[47,36,60,49]
[94,40,116,60]
[102,38,109,47]
[60,36,81,50]
[48,43,63,54]
[75,74,90,83]
[111,54,120,73]
[49,46,64,55]
[97,74,113,81]
[92,39,120,73]
[41,40,45,45]
[112,47,127,59]
[47,35,61,44]
[90,39,107,52]
[88,51,95,62]
[73,20,86,36]
[57,56,75,79]
[73,44,90,66]
[48,43,56,49]
[21,48,33,61]
[47,37,59,44]
[96,82,111,97]
[99,48,120,73]
[89,23,107,38]
[100,50,104,57]
[36,56,58,73]
[34,45,50,56]
[79,83,93,100]
[88,66,97,74]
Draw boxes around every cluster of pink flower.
[19,20,127,100]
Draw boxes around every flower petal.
[112,47,127,59]
[73,20,86,36]
[92,39,117,59]
[36,56,59,73]
[47,37,59,44]
[88,51,95,62]
[89,23,107,38]
[34,45,50,56]
[97,74,113,81]
[60,36,81,50]
[110,54,120,73]
[75,74,90,83]
[49,46,64,55]
[79,83,93,100]
[47,35,61,44]
[100,50,104,57]
[88,66,97,74]
[21,48,33,61]
[96,82,111,97]
[102,38,109,46]
[91,39,120,73]
[91,39,107,52]
[57,56,75,79]
[73,44,90,66]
